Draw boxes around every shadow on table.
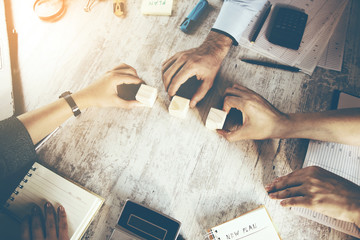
[252,138,309,188]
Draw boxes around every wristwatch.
[59,91,81,117]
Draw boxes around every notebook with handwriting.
[292,92,360,238]
[205,206,281,240]
[3,162,104,240]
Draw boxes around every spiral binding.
[202,229,220,240]
[4,166,37,208]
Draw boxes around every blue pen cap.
[180,0,208,33]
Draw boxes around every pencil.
[250,4,272,43]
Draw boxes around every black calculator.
[268,7,308,50]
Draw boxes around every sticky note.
[141,0,173,16]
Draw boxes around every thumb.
[113,97,145,109]
[217,128,245,142]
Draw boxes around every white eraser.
[206,108,227,131]
[168,96,190,119]
[135,84,158,107]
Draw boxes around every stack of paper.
[239,0,349,75]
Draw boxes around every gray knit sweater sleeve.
[0,116,37,205]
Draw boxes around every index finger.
[167,66,196,97]
[112,74,145,86]
[265,170,305,193]
[190,81,213,108]
[109,64,138,76]
[162,55,187,92]
[223,96,243,113]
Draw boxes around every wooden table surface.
[5,0,360,239]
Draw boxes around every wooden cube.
[168,96,190,119]
[206,108,227,131]
[135,84,158,107]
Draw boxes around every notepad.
[292,92,360,238]
[141,0,173,16]
[205,206,281,240]
[3,162,104,240]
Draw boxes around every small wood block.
[168,96,190,119]
[205,108,227,131]
[135,84,158,107]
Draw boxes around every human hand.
[73,63,145,110]
[217,84,289,142]
[265,166,360,227]
[21,202,69,240]
[162,31,232,108]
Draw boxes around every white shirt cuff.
[212,0,267,45]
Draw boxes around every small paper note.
[141,0,173,16]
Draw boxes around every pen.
[180,0,208,33]
[250,4,272,43]
[241,59,301,72]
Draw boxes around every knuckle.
[307,166,319,174]
[178,54,189,62]
[284,188,291,196]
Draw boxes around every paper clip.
[113,0,126,17]
[84,0,96,12]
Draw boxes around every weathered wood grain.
[6,0,360,239]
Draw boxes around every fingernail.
[58,205,65,213]
[265,184,271,191]
[268,193,275,198]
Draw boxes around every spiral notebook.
[205,206,281,240]
[2,162,104,240]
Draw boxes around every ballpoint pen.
[242,59,301,72]
[250,4,272,43]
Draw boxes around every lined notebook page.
[292,92,360,238]
[4,162,104,240]
[206,206,280,240]
[317,2,350,71]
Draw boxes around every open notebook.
[292,92,360,238]
[3,162,104,240]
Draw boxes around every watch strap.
[59,91,81,117]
